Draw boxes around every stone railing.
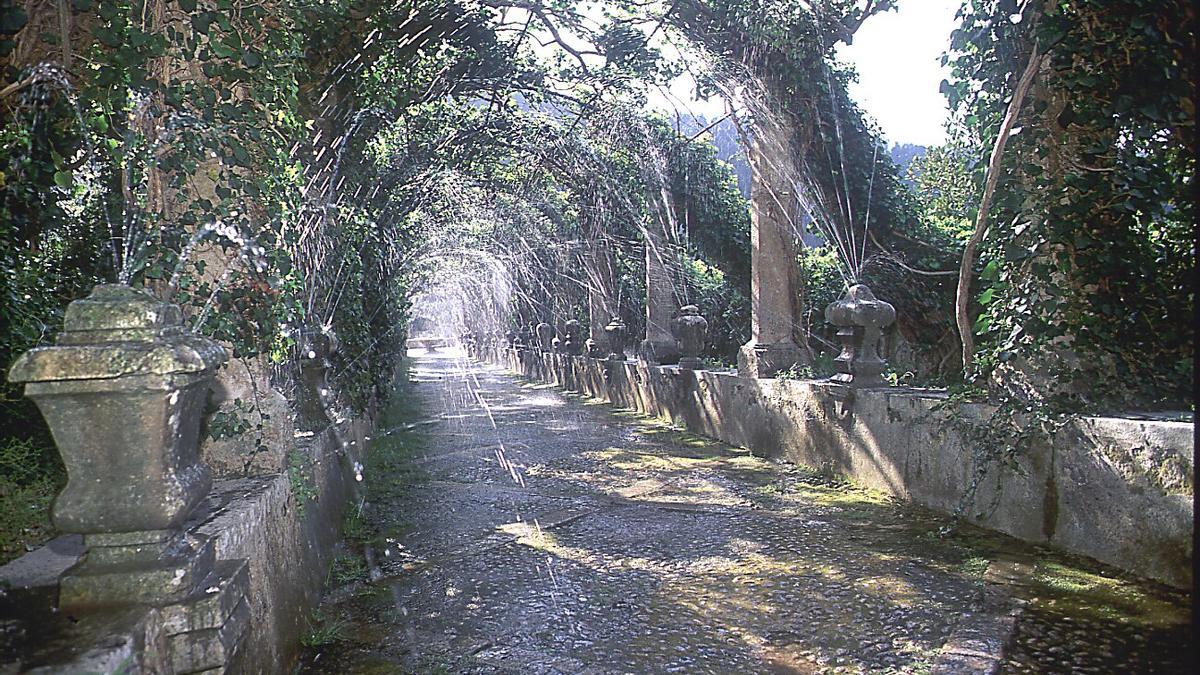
[480,346,1194,589]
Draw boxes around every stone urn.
[672,305,708,371]
[536,321,554,353]
[297,325,336,432]
[562,319,584,356]
[8,284,227,606]
[604,318,629,361]
[824,284,895,388]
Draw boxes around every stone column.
[738,126,812,377]
[640,210,680,364]
[586,239,616,355]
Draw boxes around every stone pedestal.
[536,322,554,353]
[738,127,812,378]
[7,284,250,670]
[604,318,629,361]
[739,341,808,378]
[562,320,584,356]
[672,305,708,371]
[825,284,896,388]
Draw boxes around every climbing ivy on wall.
[944,0,1195,410]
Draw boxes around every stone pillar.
[738,126,812,378]
[7,284,250,669]
[640,214,680,365]
[586,240,616,355]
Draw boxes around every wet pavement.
[298,351,1193,674]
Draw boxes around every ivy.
[945,0,1194,411]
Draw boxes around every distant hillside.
[672,113,751,198]
[888,143,928,186]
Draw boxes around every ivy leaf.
[241,50,262,69]
[178,0,197,11]
[53,170,73,188]
[978,288,995,305]
[192,12,214,35]
[95,27,123,48]
[980,259,999,281]
[210,39,235,58]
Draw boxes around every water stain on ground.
[297,353,1192,674]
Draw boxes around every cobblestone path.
[299,352,1192,674]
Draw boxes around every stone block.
[169,599,250,674]
[737,340,806,378]
[59,534,216,609]
[161,560,250,635]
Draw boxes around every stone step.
[161,559,250,635]
[58,534,216,609]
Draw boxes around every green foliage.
[905,144,977,250]
[205,399,254,441]
[797,245,845,340]
[300,610,348,648]
[945,0,1194,409]
[329,551,369,586]
[288,448,318,516]
[0,436,63,564]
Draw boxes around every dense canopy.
[1,0,1193,559]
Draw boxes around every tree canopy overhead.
[0,0,1192,476]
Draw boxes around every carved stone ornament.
[824,284,896,388]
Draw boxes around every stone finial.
[297,325,336,432]
[604,318,629,361]
[536,321,554,353]
[8,285,226,535]
[672,305,708,370]
[563,319,584,356]
[824,284,896,388]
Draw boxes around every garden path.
[299,351,1191,674]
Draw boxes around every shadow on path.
[297,351,1191,675]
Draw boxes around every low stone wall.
[487,347,1193,588]
[196,417,366,673]
[0,416,367,673]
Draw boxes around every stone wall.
[195,417,367,672]
[489,348,1193,589]
[0,408,368,674]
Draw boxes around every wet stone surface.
[298,352,1193,674]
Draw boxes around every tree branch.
[956,44,1047,375]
